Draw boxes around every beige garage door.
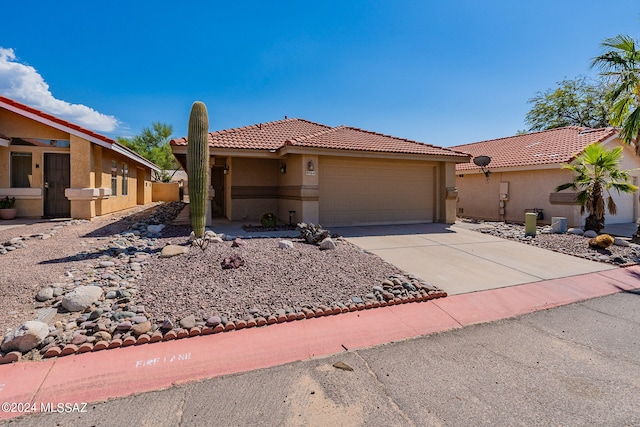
[319,157,435,226]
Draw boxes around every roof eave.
[0,98,159,171]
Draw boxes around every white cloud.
[0,47,119,133]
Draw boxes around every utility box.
[551,217,567,234]
[525,212,537,236]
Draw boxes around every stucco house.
[170,118,470,227]
[450,127,640,227]
[0,95,160,219]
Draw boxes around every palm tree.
[555,143,637,233]
[592,34,640,241]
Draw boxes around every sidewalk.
[1,265,639,422]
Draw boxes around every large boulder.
[1,321,49,352]
[61,286,103,312]
[160,245,189,258]
[589,234,614,249]
[583,230,598,238]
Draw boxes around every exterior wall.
[456,169,582,226]
[0,107,154,219]
[277,154,319,225]
[152,182,180,201]
[229,157,279,221]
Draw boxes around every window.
[121,163,129,196]
[11,152,32,188]
[111,160,118,196]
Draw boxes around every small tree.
[525,77,612,131]
[555,143,637,233]
[117,122,180,182]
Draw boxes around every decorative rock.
[122,336,137,346]
[210,236,224,244]
[231,238,245,247]
[36,287,54,302]
[93,341,109,351]
[61,286,103,312]
[71,334,88,345]
[77,343,93,353]
[60,344,79,356]
[589,234,614,249]
[117,321,132,331]
[131,321,151,336]
[43,346,62,358]
[1,321,50,352]
[319,237,337,250]
[179,315,196,329]
[147,224,165,234]
[160,245,189,258]
[278,240,294,249]
[568,228,584,236]
[583,230,598,238]
[0,351,21,365]
[206,316,221,327]
[614,237,631,247]
[99,261,115,268]
[221,254,245,269]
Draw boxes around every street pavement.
[4,289,639,426]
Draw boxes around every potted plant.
[0,196,17,220]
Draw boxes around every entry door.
[44,153,71,217]
[211,167,225,217]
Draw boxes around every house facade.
[450,127,640,227]
[0,95,160,219]
[170,118,470,227]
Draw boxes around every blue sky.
[1,1,639,147]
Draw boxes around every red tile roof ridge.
[209,117,329,137]
[284,125,345,145]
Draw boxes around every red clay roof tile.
[171,118,468,159]
[450,127,618,171]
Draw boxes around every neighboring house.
[170,118,470,227]
[450,127,640,227]
[0,95,160,219]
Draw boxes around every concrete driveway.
[335,222,616,295]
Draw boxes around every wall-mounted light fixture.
[307,160,314,172]
[280,163,287,174]
[223,165,229,175]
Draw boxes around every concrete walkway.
[335,223,616,295]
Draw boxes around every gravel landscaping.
[0,202,445,363]
[470,220,640,266]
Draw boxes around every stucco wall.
[152,182,180,201]
[456,168,582,226]
[0,108,154,219]
[229,157,279,221]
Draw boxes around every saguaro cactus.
[187,101,209,238]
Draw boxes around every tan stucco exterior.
[0,101,157,219]
[172,148,462,227]
[455,139,640,227]
[152,182,180,202]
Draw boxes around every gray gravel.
[473,221,640,266]
[140,233,405,322]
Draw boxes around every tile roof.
[450,126,618,171]
[170,118,331,150]
[285,125,469,157]
[0,95,159,171]
[171,118,469,159]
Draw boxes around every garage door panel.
[319,157,434,226]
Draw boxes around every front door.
[44,153,71,218]
[211,167,225,217]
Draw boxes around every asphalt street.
[5,289,639,427]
